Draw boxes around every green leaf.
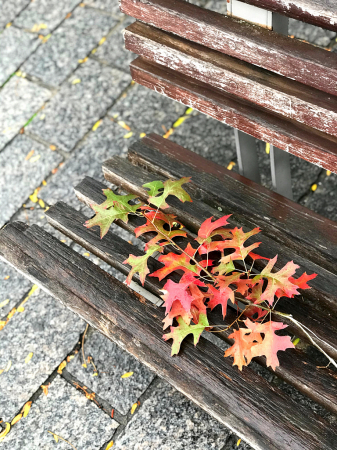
[101,189,138,209]
[163,314,209,355]
[85,203,135,238]
[143,177,192,209]
[124,245,161,285]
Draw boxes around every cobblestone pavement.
[0,0,336,449]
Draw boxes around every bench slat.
[0,222,335,450]
[45,200,337,415]
[233,0,337,32]
[120,0,337,95]
[125,22,337,138]
[130,57,337,174]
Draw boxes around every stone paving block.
[113,379,231,449]
[0,27,40,86]
[0,134,62,227]
[37,118,134,206]
[288,19,336,47]
[27,59,130,151]
[0,0,31,29]
[14,0,80,35]
[0,76,51,151]
[205,0,228,14]
[0,261,32,318]
[108,83,186,136]
[301,172,337,222]
[0,290,85,422]
[22,6,117,86]
[1,376,118,449]
[84,0,123,18]
[67,328,156,415]
[171,112,236,168]
[94,16,136,72]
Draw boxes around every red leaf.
[289,272,317,289]
[207,284,234,319]
[197,215,231,240]
[161,279,194,314]
[162,300,192,329]
[248,252,270,261]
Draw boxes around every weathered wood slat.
[234,0,337,32]
[128,135,337,273]
[130,57,337,173]
[124,22,337,137]
[120,0,337,95]
[0,222,335,450]
[101,156,337,359]
[45,200,337,415]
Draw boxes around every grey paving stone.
[301,172,337,221]
[84,0,123,17]
[1,376,118,449]
[37,118,134,207]
[67,328,156,415]
[0,290,85,422]
[114,379,230,450]
[22,6,117,86]
[94,16,136,72]
[0,134,62,227]
[171,112,236,168]
[0,27,40,86]
[27,59,130,151]
[14,0,80,35]
[0,261,32,318]
[0,0,30,29]
[109,83,186,136]
[205,0,228,14]
[288,19,336,47]
[0,76,51,151]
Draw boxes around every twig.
[48,431,78,449]
[81,324,89,367]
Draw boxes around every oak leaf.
[124,245,161,285]
[224,327,261,370]
[207,284,234,319]
[85,203,137,238]
[143,177,192,209]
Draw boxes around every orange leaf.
[11,414,22,425]
[22,401,32,418]
[57,360,66,374]
[41,384,50,396]
[130,402,138,414]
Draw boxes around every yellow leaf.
[42,180,47,186]
[4,360,12,372]
[83,252,90,257]
[106,441,114,449]
[57,360,67,374]
[227,161,236,171]
[92,372,98,377]
[25,149,35,160]
[38,199,45,208]
[41,384,49,395]
[311,183,318,192]
[130,402,138,414]
[11,413,22,425]
[293,337,300,346]
[85,392,95,401]
[17,306,25,313]
[99,37,106,45]
[121,371,134,379]
[139,132,146,138]
[5,22,12,28]
[53,434,59,443]
[7,308,16,320]
[22,401,32,418]
[92,120,102,131]
[123,131,133,139]
[0,321,7,331]
[78,56,88,63]
[30,154,41,163]
[29,189,39,203]
[185,107,194,115]
[4,275,10,280]
[265,143,270,154]
[117,120,131,131]
[91,48,97,54]
[237,438,241,446]
[0,369,4,375]
[82,363,87,368]
[42,34,51,43]
[163,128,174,139]
[0,299,9,309]
[72,78,81,85]
[173,116,189,128]
[25,352,34,364]
[326,170,331,176]
[0,422,10,441]
[50,144,57,151]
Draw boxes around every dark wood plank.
[0,222,335,450]
[129,134,337,273]
[101,156,337,359]
[45,200,337,415]
[130,57,337,173]
[124,22,337,137]
[234,0,337,32]
[120,0,337,95]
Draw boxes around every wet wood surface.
[0,221,336,450]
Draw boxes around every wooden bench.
[0,134,336,450]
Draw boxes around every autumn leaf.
[22,401,32,418]
[161,279,195,314]
[121,371,133,378]
[11,414,22,425]
[57,360,66,374]
[0,422,10,441]
[124,245,161,285]
[143,177,192,209]
[224,328,257,370]
[246,319,295,370]
[197,215,231,242]
[163,314,209,355]
[290,272,316,289]
[130,402,138,414]
[207,284,234,319]
[151,243,200,281]
[85,202,136,238]
[100,189,137,209]
[162,300,193,329]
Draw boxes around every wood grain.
[45,200,337,415]
[124,22,337,137]
[0,221,335,450]
[120,0,337,95]
[130,57,337,173]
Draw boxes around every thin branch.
[48,431,78,449]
